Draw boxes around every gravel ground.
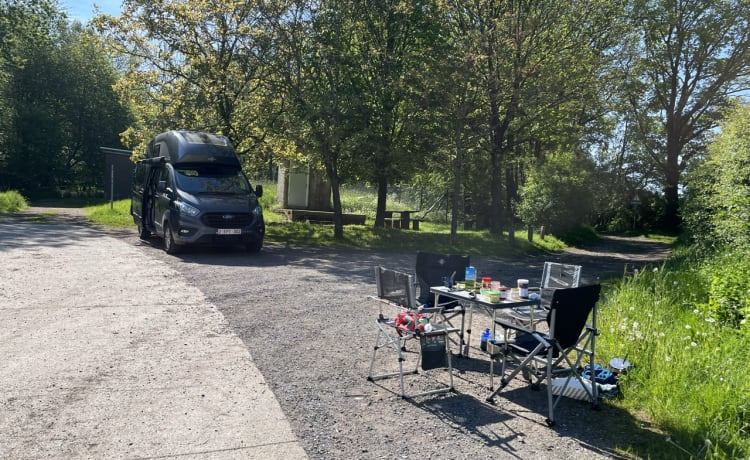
[11,208,673,459]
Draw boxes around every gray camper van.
[131,130,265,254]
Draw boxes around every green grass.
[85,200,135,227]
[0,190,28,213]
[598,249,750,459]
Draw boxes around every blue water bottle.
[480,328,491,352]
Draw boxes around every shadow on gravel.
[0,213,104,252]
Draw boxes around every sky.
[61,0,122,23]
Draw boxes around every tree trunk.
[326,162,344,240]
[663,134,682,233]
[375,176,388,228]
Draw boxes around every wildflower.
[685,324,692,330]
[693,309,700,314]
[653,267,659,272]
[666,356,672,362]
[705,317,716,323]
[629,306,635,311]
[691,342,697,347]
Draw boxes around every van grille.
[203,212,253,228]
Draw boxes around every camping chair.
[415,252,470,354]
[487,284,601,426]
[509,262,583,326]
[367,266,458,399]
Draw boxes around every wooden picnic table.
[384,210,418,229]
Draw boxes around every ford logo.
[222,214,234,220]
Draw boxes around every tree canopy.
[3,0,749,240]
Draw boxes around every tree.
[94,0,281,163]
[456,0,624,242]
[350,0,446,227]
[623,0,750,233]
[272,0,367,239]
[0,1,131,197]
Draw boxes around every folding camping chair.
[487,284,601,426]
[415,252,470,354]
[367,266,458,399]
[509,262,583,326]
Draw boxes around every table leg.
[463,303,473,357]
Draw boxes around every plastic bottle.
[480,328,491,352]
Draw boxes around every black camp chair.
[487,284,602,426]
[415,252,470,353]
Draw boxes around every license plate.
[217,228,241,235]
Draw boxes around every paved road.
[0,212,307,459]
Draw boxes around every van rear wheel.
[164,224,180,254]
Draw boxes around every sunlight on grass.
[85,200,134,227]
[0,190,28,213]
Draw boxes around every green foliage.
[685,104,750,249]
[598,248,750,458]
[702,249,750,330]
[0,190,28,213]
[516,151,597,235]
[0,2,132,198]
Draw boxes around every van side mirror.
[255,184,263,198]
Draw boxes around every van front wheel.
[164,224,180,254]
[245,240,262,253]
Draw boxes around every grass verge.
[598,247,750,459]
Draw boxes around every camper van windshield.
[174,165,250,194]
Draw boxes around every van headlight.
[175,201,200,217]
[252,205,263,217]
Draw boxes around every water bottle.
[480,328,491,352]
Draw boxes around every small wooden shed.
[101,147,135,201]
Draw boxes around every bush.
[0,191,28,213]
[703,249,750,330]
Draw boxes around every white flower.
[705,317,716,323]
[685,324,692,330]
[691,342,697,347]
[653,267,659,272]
[666,356,672,362]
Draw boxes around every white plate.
[217,228,241,235]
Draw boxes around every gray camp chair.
[488,284,602,426]
[367,266,458,399]
[509,262,582,325]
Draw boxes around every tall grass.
[0,190,28,213]
[598,249,750,458]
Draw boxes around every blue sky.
[62,0,122,23]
